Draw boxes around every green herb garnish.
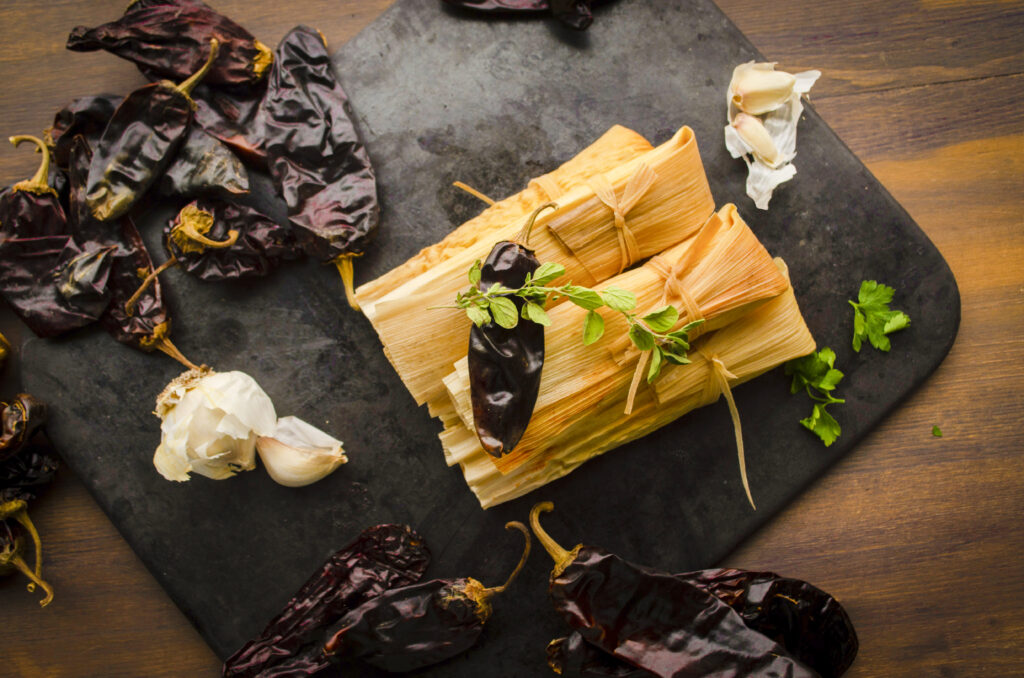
[850,280,911,352]
[785,347,845,446]
[448,260,703,382]
[932,425,943,437]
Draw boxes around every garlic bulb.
[153,368,277,481]
[256,416,347,487]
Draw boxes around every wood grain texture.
[1,0,1022,676]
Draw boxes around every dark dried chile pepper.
[323,521,531,673]
[261,26,380,310]
[0,394,48,464]
[0,136,114,337]
[66,0,272,87]
[158,126,250,199]
[223,524,431,678]
[530,503,822,678]
[85,39,220,222]
[192,81,268,167]
[469,203,554,457]
[164,199,296,281]
[44,94,123,170]
[441,0,600,30]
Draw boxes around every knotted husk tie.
[452,181,496,206]
[698,351,754,510]
[587,163,657,273]
[528,173,564,201]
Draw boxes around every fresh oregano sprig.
[447,261,704,383]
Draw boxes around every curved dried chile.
[0,137,114,337]
[530,503,821,678]
[323,522,531,673]
[164,199,296,281]
[441,0,600,30]
[468,204,554,457]
[45,94,123,170]
[223,524,431,678]
[66,0,272,87]
[0,395,48,464]
[261,26,379,309]
[85,39,220,222]
[158,126,250,199]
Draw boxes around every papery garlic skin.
[729,62,797,116]
[256,416,347,487]
[153,369,278,481]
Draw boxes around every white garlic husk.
[256,416,347,487]
[724,62,821,210]
[153,368,277,481]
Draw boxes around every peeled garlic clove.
[729,62,796,116]
[256,416,347,487]
[732,113,782,166]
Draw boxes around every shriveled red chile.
[441,0,601,30]
[0,136,114,337]
[223,524,431,678]
[468,204,554,457]
[45,94,122,170]
[530,503,822,678]
[85,39,220,222]
[158,127,250,199]
[192,81,268,167]
[323,522,531,673]
[66,0,272,87]
[164,199,296,281]
[261,26,379,309]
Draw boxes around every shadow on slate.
[21,0,959,675]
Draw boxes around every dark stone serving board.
[22,0,958,675]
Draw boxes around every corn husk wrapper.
[724,62,821,210]
[364,125,715,406]
[442,204,789,475]
[442,259,816,508]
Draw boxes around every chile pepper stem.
[155,338,200,371]
[9,135,54,194]
[333,253,363,311]
[516,202,558,246]
[125,257,179,316]
[529,502,576,573]
[6,552,54,607]
[1,500,52,605]
[176,39,221,97]
[480,522,532,597]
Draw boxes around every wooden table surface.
[1,1,1021,676]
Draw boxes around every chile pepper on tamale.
[85,39,220,222]
[322,522,531,673]
[164,199,296,281]
[66,0,272,87]
[261,26,379,310]
[223,524,431,678]
[469,204,555,457]
[0,136,115,337]
[530,503,820,678]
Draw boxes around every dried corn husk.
[442,203,789,474]
[366,125,715,406]
[444,259,815,508]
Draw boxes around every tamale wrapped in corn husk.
[355,124,653,315]
[443,259,816,508]
[443,204,790,473]
[365,125,715,406]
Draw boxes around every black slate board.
[22,0,959,675]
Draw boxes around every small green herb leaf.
[785,348,844,396]
[642,305,679,333]
[647,346,664,383]
[468,260,482,286]
[522,301,551,327]
[932,425,943,438]
[466,305,490,327]
[601,287,637,313]
[681,319,705,334]
[565,286,604,311]
[800,403,841,447]
[531,262,566,286]
[662,351,691,366]
[489,297,519,329]
[850,280,911,352]
[582,310,605,345]
[629,324,655,351]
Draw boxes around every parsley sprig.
[785,347,845,446]
[850,280,910,352]
[449,261,703,383]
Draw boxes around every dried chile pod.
[192,81,268,167]
[66,0,272,87]
[0,500,54,607]
[44,94,123,170]
[165,199,297,282]
[158,126,249,199]
[85,39,220,222]
[441,0,598,30]
[548,633,653,677]
[323,522,531,673]
[0,445,60,504]
[468,204,554,457]
[223,524,431,678]
[0,136,67,238]
[262,26,379,309]
[0,395,48,464]
[529,504,820,678]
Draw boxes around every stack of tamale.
[356,124,816,509]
